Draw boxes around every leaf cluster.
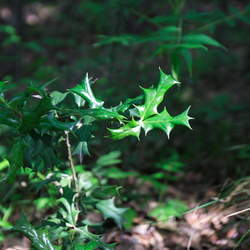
[0,69,192,248]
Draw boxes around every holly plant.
[0,68,192,249]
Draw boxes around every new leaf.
[109,68,193,139]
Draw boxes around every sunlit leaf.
[109,68,193,139]
[69,74,104,108]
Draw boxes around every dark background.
[0,0,250,248]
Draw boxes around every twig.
[187,202,200,250]
[187,232,193,250]
[225,208,250,219]
[65,131,79,194]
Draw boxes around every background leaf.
[96,198,127,228]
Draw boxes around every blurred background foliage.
[0,0,250,247]
[0,0,249,194]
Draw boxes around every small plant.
[95,0,226,80]
[0,68,192,249]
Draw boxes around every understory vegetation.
[0,0,250,249]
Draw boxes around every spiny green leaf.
[13,215,55,250]
[96,198,127,228]
[109,69,193,140]
[75,226,115,250]
[59,198,79,227]
[108,119,141,140]
[68,74,126,122]
[137,68,179,119]
[47,112,76,131]
[69,74,104,108]
[143,106,192,137]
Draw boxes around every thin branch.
[65,131,79,193]
[225,208,250,219]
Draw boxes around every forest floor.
[2,173,250,250]
[108,173,250,250]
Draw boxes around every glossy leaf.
[108,119,141,140]
[14,215,55,250]
[47,112,76,131]
[76,226,115,250]
[138,68,179,119]
[109,69,193,139]
[59,198,79,227]
[69,74,104,108]
[68,74,128,122]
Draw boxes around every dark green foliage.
[0,68,191,248]
[14,215,55,250]
[0,0,249,249]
